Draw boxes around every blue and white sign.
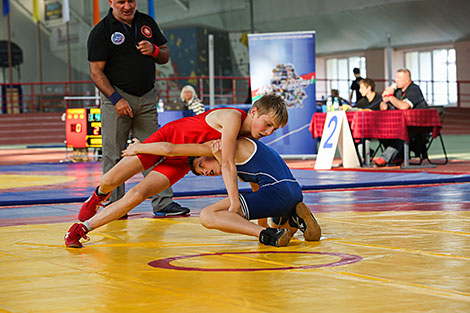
[248,31,316,154]
[315,111,360,169]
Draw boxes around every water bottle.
[157,98,165,113]
[333,97,339,112]
[326,97,333,112]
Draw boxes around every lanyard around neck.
[120,21,138,48]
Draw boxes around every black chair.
[369,106,448,166]
[409,106,448,165]
[370,140,383,160]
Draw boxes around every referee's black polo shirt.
[87,8,167,97]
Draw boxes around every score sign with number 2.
[322,115,339,149]
[315,111,360,170]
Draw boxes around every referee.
[86,0,189,216]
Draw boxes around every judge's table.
[309,109,442,169]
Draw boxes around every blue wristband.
[109,91,123,105]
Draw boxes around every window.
[326,56,366,104]
[405,48,457,105]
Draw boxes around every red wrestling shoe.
[373,157,387,167]
[78,186,110,222]
[64,223,89,248]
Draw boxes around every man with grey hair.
[380,69,427,111]
[374,69,427,167]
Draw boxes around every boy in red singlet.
[65,94,288,248]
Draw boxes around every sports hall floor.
[0,135,469,313]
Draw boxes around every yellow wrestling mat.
[0,174,75,189]
[1,211,469,313]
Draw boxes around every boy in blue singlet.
[188,138,321,247]
[121,137,321,247]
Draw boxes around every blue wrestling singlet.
[237,138,302,220]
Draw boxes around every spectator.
[181,85,205,115]
[374,69,427,167]
[87,0,188,216]
[354,78,382,110]
[349,78,382,161]
[380,69,427,111]
[349,68,364,104]
[330,89,348,105]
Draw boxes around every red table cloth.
[309,109,442,142]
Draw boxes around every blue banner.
[248,31,317,155]
[3,0,10,16]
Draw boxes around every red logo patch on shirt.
[141,26,152,38]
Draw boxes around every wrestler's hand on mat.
[121,138,141,157]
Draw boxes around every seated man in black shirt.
[374,69,427,167]
[354,78,382,110]
[347,78,382,162]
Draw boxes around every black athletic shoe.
[153,202,190,216]
[289,202,321,241]
[259,228,291,247]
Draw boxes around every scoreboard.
[65,108,102,148]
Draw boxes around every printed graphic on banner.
[248,31,317,154]
[253,63,315,109]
